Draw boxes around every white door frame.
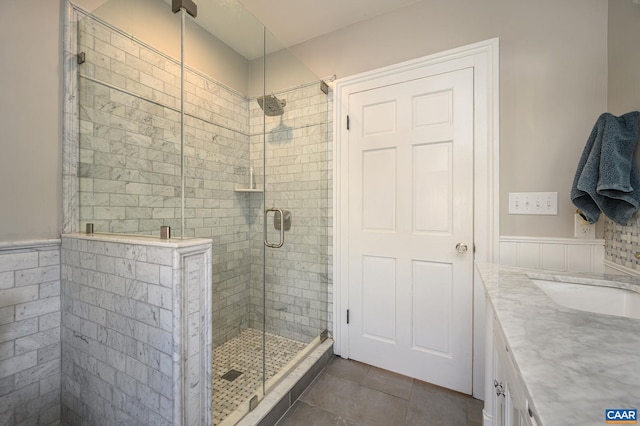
[332,38,500,399]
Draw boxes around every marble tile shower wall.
[76,14,332,348]
[76,16,251,346]
[59,236,212,426]
[0,242,61,426]
[248,85,331,343]
[60,238,174,425]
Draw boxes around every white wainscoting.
[500,236,604,274]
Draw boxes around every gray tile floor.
[276,357,484,426]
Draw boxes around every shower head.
[257,95,286,116]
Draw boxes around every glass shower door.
[180,2,269,424]
[259,29,330,396]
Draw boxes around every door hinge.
[346,115,350,130]
[346,309,350,324]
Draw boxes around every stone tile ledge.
[62,232,212,248]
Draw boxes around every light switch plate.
[508,192,558,215]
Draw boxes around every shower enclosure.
[65,0,330,424]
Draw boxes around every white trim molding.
[0,238,61,252]
[500,236,605,274]
[604,259,640,277]
[333,38,500,398]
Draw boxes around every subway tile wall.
[0,241,61,426]
[60,237,176,425]
[77,17,250,237]
[75,12,332,347]
[60,235,212,426]
[248,85,331,343]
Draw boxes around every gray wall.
[0,0,63,241]
[604,0,640,271]
[290,0,609,238]
[608,0,640,115]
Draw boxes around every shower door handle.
[265,208,285,248]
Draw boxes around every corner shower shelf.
[234,188,264,193]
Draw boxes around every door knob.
[456,242,468,254]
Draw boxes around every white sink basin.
[531,279,640,320]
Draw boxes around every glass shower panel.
[76,0,183,237]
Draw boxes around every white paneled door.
[347,68,474,393]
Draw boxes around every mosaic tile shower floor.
[212,328,307,425]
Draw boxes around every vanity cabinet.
[486,303,539,426]
[478,263,640,426]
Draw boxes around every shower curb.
[237,339,334,426]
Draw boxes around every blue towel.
[571,111,640,225]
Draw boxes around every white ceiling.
[236,0,421,48]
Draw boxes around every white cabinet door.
[493,328,506,426]
[492,319,538,426]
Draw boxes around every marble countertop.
[477,263,640,426]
